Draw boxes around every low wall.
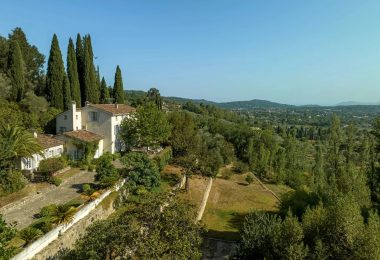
[12,179,126,260]
[196,177,213,222]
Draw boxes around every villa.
[56,101,135,160]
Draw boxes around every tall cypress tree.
[83,35,99,103]
[100,77,110,103]
[67,37,81,106]
[7,39,24,102]
[96,66,101,102]
[46,34,65,110]
[76,33,85,106]
[63,75,71,110]
[113,65,125,104]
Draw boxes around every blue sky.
[1,0,380,105]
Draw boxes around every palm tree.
[51,205,77,225]
[0,125,42,170]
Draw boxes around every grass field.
[202,173,282,240]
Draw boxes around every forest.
[0,27,380,259]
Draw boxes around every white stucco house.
[17,133,64,171]
[55,101,135,160]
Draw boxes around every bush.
[153,147,173,171]
[38,157,66,174]
[39,204,58,217]
[19,227,43,244]
[95,156,120,188]
[87,164,95,171]
[121,152,160,193]
[31,218,53,233]
[233,161,249,174]
[0,170,26,194]
[246,173,254,185]
[220,168,234,180]
[82,184,92,194]
[48,176,62,186]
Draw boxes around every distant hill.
[217,99,293,109]
[336,101,380,106]
[164,97,293,109]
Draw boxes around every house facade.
[17,133,64,171]
[56,101,135,159]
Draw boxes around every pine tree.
[83,35,99,103]
[100,77,110,103]
[7,39,24,102]
[46,34,65,110]
[76,33,85,106]
[67,37,81,106]
[113,65,125,104]
[63,75,71,110]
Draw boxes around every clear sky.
[1,0,380,105]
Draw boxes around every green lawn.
[202,173,285,241]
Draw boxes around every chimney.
[85,101,90,107]
[115,103,118,109]
[71,101,76,112]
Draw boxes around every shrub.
[87,164,95,171]
[246,173,254,185]
[121,152,160,193]
[220,168,233,180]
[0,170,26,194]
[82,184,92,194]
[31,218,53,233]
[39,204,58,217]
[233,161,249,174]
[19,227,43,244]
[38,157,66,174]
[48,176,62,186]
[95,156,120,188]
[153,147,173,171]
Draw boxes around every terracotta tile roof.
[90,104,136,115]
[37,134,64,149]
[63,130,103,142]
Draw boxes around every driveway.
[0,170,96,229]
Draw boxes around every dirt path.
[0,171,96,229]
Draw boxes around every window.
[25,158,32,169]
[58,148,63,155]
[76,115,78,120]
[89,112,98,122]
[64,115,67,120]
[114,125,120,135]
[59,127,66,133]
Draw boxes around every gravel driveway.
[1,170,96,229]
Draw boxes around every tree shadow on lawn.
[205,229,240,241]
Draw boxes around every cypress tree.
[113,65,125,104]
[63,75,71,110]
[100,77,110,103]
[76,33,85,106]
[67,37,81,106]
[83,35,99,103]
[96,66,101,102]
[46,34,65,110]
[7,39,24,102]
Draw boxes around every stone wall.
[12,179,125,260]
[33,195,117,259]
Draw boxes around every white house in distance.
[56,101,135,160]
[17,133,64,171]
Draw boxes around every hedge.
[154,147,173,171]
